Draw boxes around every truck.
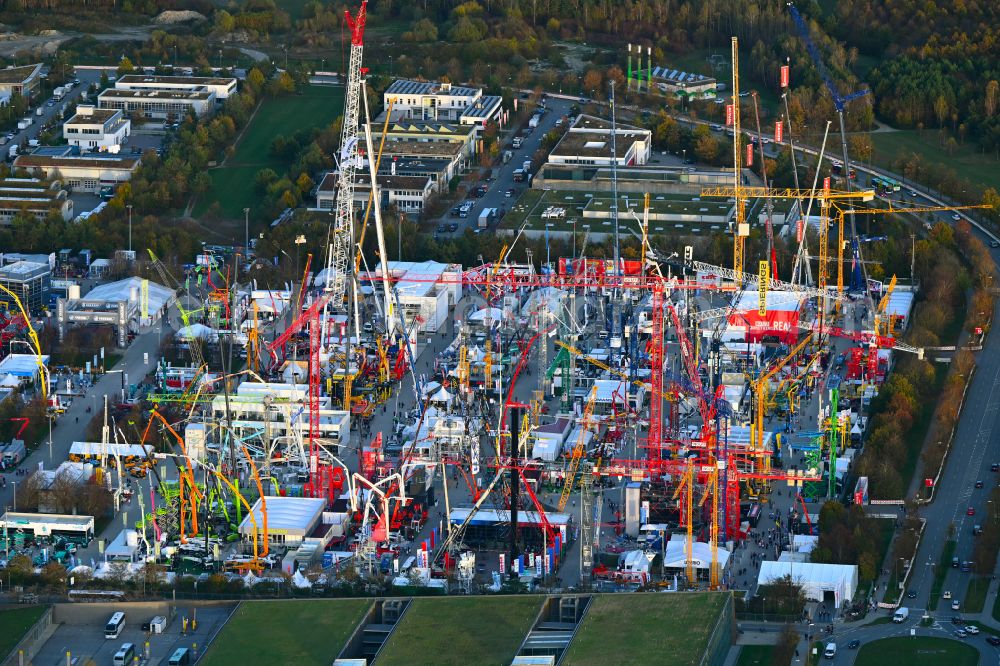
[478,207,496,229]
[528,114,540,129]
[823,643,837,659]
[35,107,43,116]
[1,440,26,467]
[52,86,64,101]
[512,168,524,183]
[893,607,909,623]
[27,139,38,148]
[502,150,513,163]
[16,119,28,130]
[8,145,17,160]
[511,136,523,149]
[522,160,532,174]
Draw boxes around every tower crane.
[729,37,749,279]
[558,387,597,512]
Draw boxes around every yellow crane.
[830,203,992,301]
[874,274,897,338]
[558,386,597,512]
[671,459,696,585]
[698,464,720,590]
[554,339,679,406]
[750,334,812,453]
[457,344,470,394]
[730,37,748,279]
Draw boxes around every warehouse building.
[0,511,94,544]
[0,177,73,223]
[650,67,718,100]
[98,88,216,120]
[371,260,463,333]
[63,105,130,153]
[547,115,651,167]
[0,260,50,311]
[14,148,141,194]
[0,63,42,100]
[115,74,237,99]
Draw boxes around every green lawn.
[855,636,978,666]
[562,592,729,666]
[0,606,47,659]
[201,599,370,666]
[376,596,541,666]
[928,540,957,611]
[871,129,1000,197]
[196,84,344,221]
[964,577,990,613]
[736,645,774,666]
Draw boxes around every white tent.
[176,323,217,341]
[757,560,858,609]
[0,373,20,387]
[468,307,504,324]
[430,386,453,404]
[661,537,731,571]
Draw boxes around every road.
[433,95,575,239]
[5,68,102,159]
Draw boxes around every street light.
[243,208,250,257]
[127,204,133,255]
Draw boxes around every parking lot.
[32,604,234,665]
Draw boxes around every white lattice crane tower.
[327,1,368,304]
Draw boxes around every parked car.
[955,629,968,638]
[976,480,984,488]
[952,599,962,611]
[943,590,952,599]
[965,625,979,635]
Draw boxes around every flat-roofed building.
[0,178,72,224]
[0,64,42,99]
[384,79,502,130]
[354,173,434,214]
[0,260,50,311]
[98,87,216,120]
[548,114,651,167]
[650,66,717,100]
[14,148,141,194]
[115,74,237,99]
[63,105,130,153]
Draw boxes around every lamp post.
[243,208,250,257]
[127,204,133,255]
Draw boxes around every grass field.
[736,645,774,666]
[201,599,370,666]
[964,577,990,613]
[927,540,957,611]
[0,606,47,659]
[376,596,541,666]
[196,84,344,222]
[855,636,977,666]
[871,130,1000,196]
[562,592,729,666]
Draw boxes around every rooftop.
[0,260,50,278]
[382,139,464,158]
[99,88,214,101]
[379,120,477,136]
[117,74,236,87]
[80,276,174,312]
[355,173,432,191]
[460,95,503,119]
[385,79,480,98]
[0,64,41,85]
[240,496,326,533]
[14,153,141,171]
[66,108,121,125]
[551,130,649,160]
[650,66,716,85]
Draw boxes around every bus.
[105,611,126,639]
[113,643,135,666]
[168,648,192,665]
[872,176,901,195]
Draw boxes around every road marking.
[950,362,1000,530]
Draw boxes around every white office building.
[98,88,216,120]
[115,74,237,99]
[63,105,130,153]
[384,79,502,129]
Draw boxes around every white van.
[824,642,837,659]
[893,606,909,623]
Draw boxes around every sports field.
[562,592,729,666]
[376,596,542,666]
[196,84,344,221]
[200,599,370,666]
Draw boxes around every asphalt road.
[433,95,575,239]
[5,68,102,158]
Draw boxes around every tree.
[986,80,1000,118]
[246,68,266,95]
[117,57,135,77]
[214,9,236,34]
[404,18,438,42]
[772,624,799,665]
[41,562,67,591]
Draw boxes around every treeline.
[810,501,884,583]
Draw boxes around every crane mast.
[328,1,368,306]
[730,37,748,279]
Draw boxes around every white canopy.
[176,323,216,341]
[757,560,858,609]
[0,373,20,387]
[430,386,453,403]
[469,307,504,324]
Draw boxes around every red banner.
[728,307,800,344]
[796,219,804,244]
[780,65,790,88]
[725,104,734,126]
[823,176,831,191]
[775,121,783,143]
[746,143,754,166]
